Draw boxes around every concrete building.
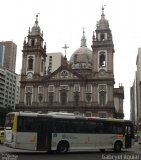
[131,48,141,125]
[46,52,64,74]
[17,9,124,118]
[0,67,5,107]
[0,66,17,109]
[0,41,18,110]
[15,74,21,105]
[0,45,5,66]
[130,78,137,125]
[0,41,17,72]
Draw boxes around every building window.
[48,85,54,92]
[25,86,32,106]
[38,86,43,94]
[38,86,43,103]
[38,93,43,103]
[85,84,92,103]
[100,34,105,41]
[86,84,92,93]
[61,70,68,78]
[60,90,67,105]
[59,85,68,105]
[99,91,106,105]
[31,39,35,46]
[28,56,34,70]
[49,56,52,60]
[99,54,106,67]
[25,86,32,93]
[74,84,80,92]
[74,92,79,106]
[48,92,53,106]
[26,92,32,106]
[86,93,91,103]
[98,84,107,105]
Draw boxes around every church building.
[17,8,124,118]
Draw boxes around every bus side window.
[113,123,123,134]
[104,122,114,134]
[96,122,104,133]
[53,119,67,133]
[85,121,96,133]
[17,117,37,132]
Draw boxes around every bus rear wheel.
[57,141,69,153]
[114,141,122,152]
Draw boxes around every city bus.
[4,111,134,153]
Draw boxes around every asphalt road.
[0,142,141,160]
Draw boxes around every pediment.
[44,65,84,81]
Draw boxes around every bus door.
[124,125,132,148]
[37,119,49,150]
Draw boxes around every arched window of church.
[99,91,106,105]
[74,92,79,106]
[100,34,105,41]
[86,84,92,93]
[25,86,33,106]
[48,93,53,106]
[28,56,33,70]
[61,70,68,78]
[38,94,43,103]
[26,92,32,106]
[99,54,106,67]
[60,90,67,105]
[86,93,91,103]
[31,39,35,46]
[74,84,80,92]
[48,85,55,92]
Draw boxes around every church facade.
[17,9,124,118]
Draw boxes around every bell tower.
[19,14,47,108]
[91,6,115,78]
[21,14,47,80]
[91,7,116,117]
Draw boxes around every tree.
[0,107,13,126]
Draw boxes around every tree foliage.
[0,107,14,126]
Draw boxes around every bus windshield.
[5,114,14,129]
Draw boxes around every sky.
[0,0,141,119]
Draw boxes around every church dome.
[69,31,92,69]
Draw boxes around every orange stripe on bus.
[117,134,124,138]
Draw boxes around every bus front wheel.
[57,141,69,153]
[114,141,122,152]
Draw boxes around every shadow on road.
[3,149,133,156]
